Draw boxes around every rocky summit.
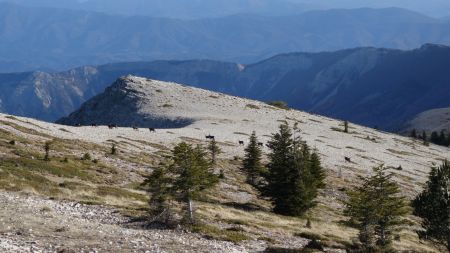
[57,76,196,128]
[403,107,450,134]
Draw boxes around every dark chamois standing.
[205,135,215,140]
[133,126,139,131]
[149,128,156,132]
[345,157,351,162]
[91,124,97,127]
[108,124,118,129]
[239,141,245,146]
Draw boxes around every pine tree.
[44,141,52,161]
[207,139,221,164]
[345,166,409,251]
[371,167,409,248]
[287,143,319,215]
[264,123,295,214]
[412,161,450,251]
[242,131,263,185]
[410,129,417,139]
[172,143,219,223]
[309,151,326,189]
[143,162,173,223]
[422,131,429,145]
[264,123,325,216]
[345,179,378,250]
[431,131,440,145]
[439,130,447,146]
[143,142,219,225]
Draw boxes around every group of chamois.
[74,123,258,146]
[74,123,156,132]
[205,134,264,147]
[74,123,360,162]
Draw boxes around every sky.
[1,0,450,18]
[291,0,450,17]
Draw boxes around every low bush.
[267,101,289,110]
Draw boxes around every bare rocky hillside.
[1,76,449,252]
[3,44,450,133]
[403,107,450,134]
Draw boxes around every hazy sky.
[1,0,450,18]
[291,0,450,17]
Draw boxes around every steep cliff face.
[0,67,104,121]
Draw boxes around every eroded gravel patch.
[0,191,260,253]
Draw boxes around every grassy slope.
[0,114,443,252]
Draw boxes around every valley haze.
[1,3,450,72]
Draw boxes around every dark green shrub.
[111,144,117,155]
[267,101,289,110]
[82,153,92,161]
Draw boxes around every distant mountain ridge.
[1,44,450,131]
[291,0,450,18]
[3,0,450,18]
[0,0,314,19]
[1,3,450,72]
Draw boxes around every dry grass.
[0,111,445,252]
[0,126,151,211]
[246,104,261,110]
[197,202,355,246]
[191,223,251,243]
[194,159,440,252]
